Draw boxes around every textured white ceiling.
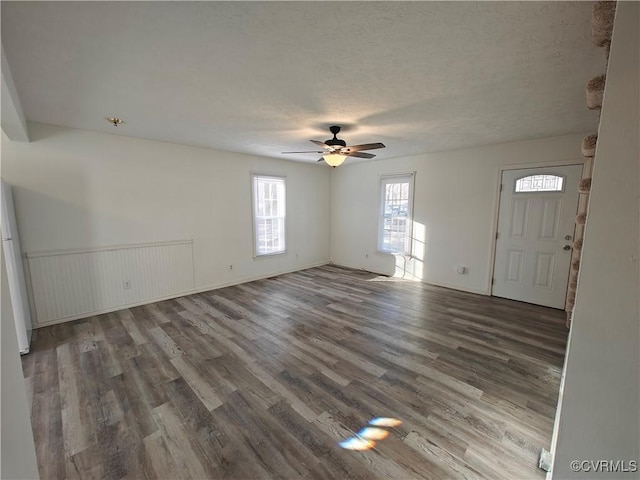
[1,1,604,163]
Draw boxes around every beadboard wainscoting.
[27,240,194,326]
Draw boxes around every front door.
[492,165,582,309]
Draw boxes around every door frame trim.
[487,159,586,298]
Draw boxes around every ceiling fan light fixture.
[323,153,347,167]
[282,125,385,165]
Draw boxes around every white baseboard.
[328,260,391,277]
[419,279,490,296]
[33,260,330,328]
[330,261,490,296]
[188,261,331,296]
[34,260,490,328]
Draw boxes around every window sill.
[376,250,412,257]
[253,250,287,260]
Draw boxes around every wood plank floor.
[22,265,568,479]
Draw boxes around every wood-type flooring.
[23,265,568,479]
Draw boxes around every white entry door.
[493,165,582,309]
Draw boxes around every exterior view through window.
[378,173,414,254]
[252,174,286,256]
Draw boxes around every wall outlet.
[365,253,369,259]
[456,266,467,275]
[229,264,233,270]
[123,280,131,290]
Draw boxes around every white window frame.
[251,173,287,257]
[377,173,415,255]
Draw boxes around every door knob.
[563,245,572,251]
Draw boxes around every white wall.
[1,248,39,479]
[551,3,639,478]
[330,133,587,294]
[1,123,331,323]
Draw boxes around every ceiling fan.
[283,126,385,167]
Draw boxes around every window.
[515,174,564,193]
[378,173,414,254]
[252,174,286,256]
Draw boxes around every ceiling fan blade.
[346,151,376,159]
[282,150,325,154]
[310,140,329,148]
[317,158,325,162]
[343,142,386,152]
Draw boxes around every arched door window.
[514,174,565,193]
